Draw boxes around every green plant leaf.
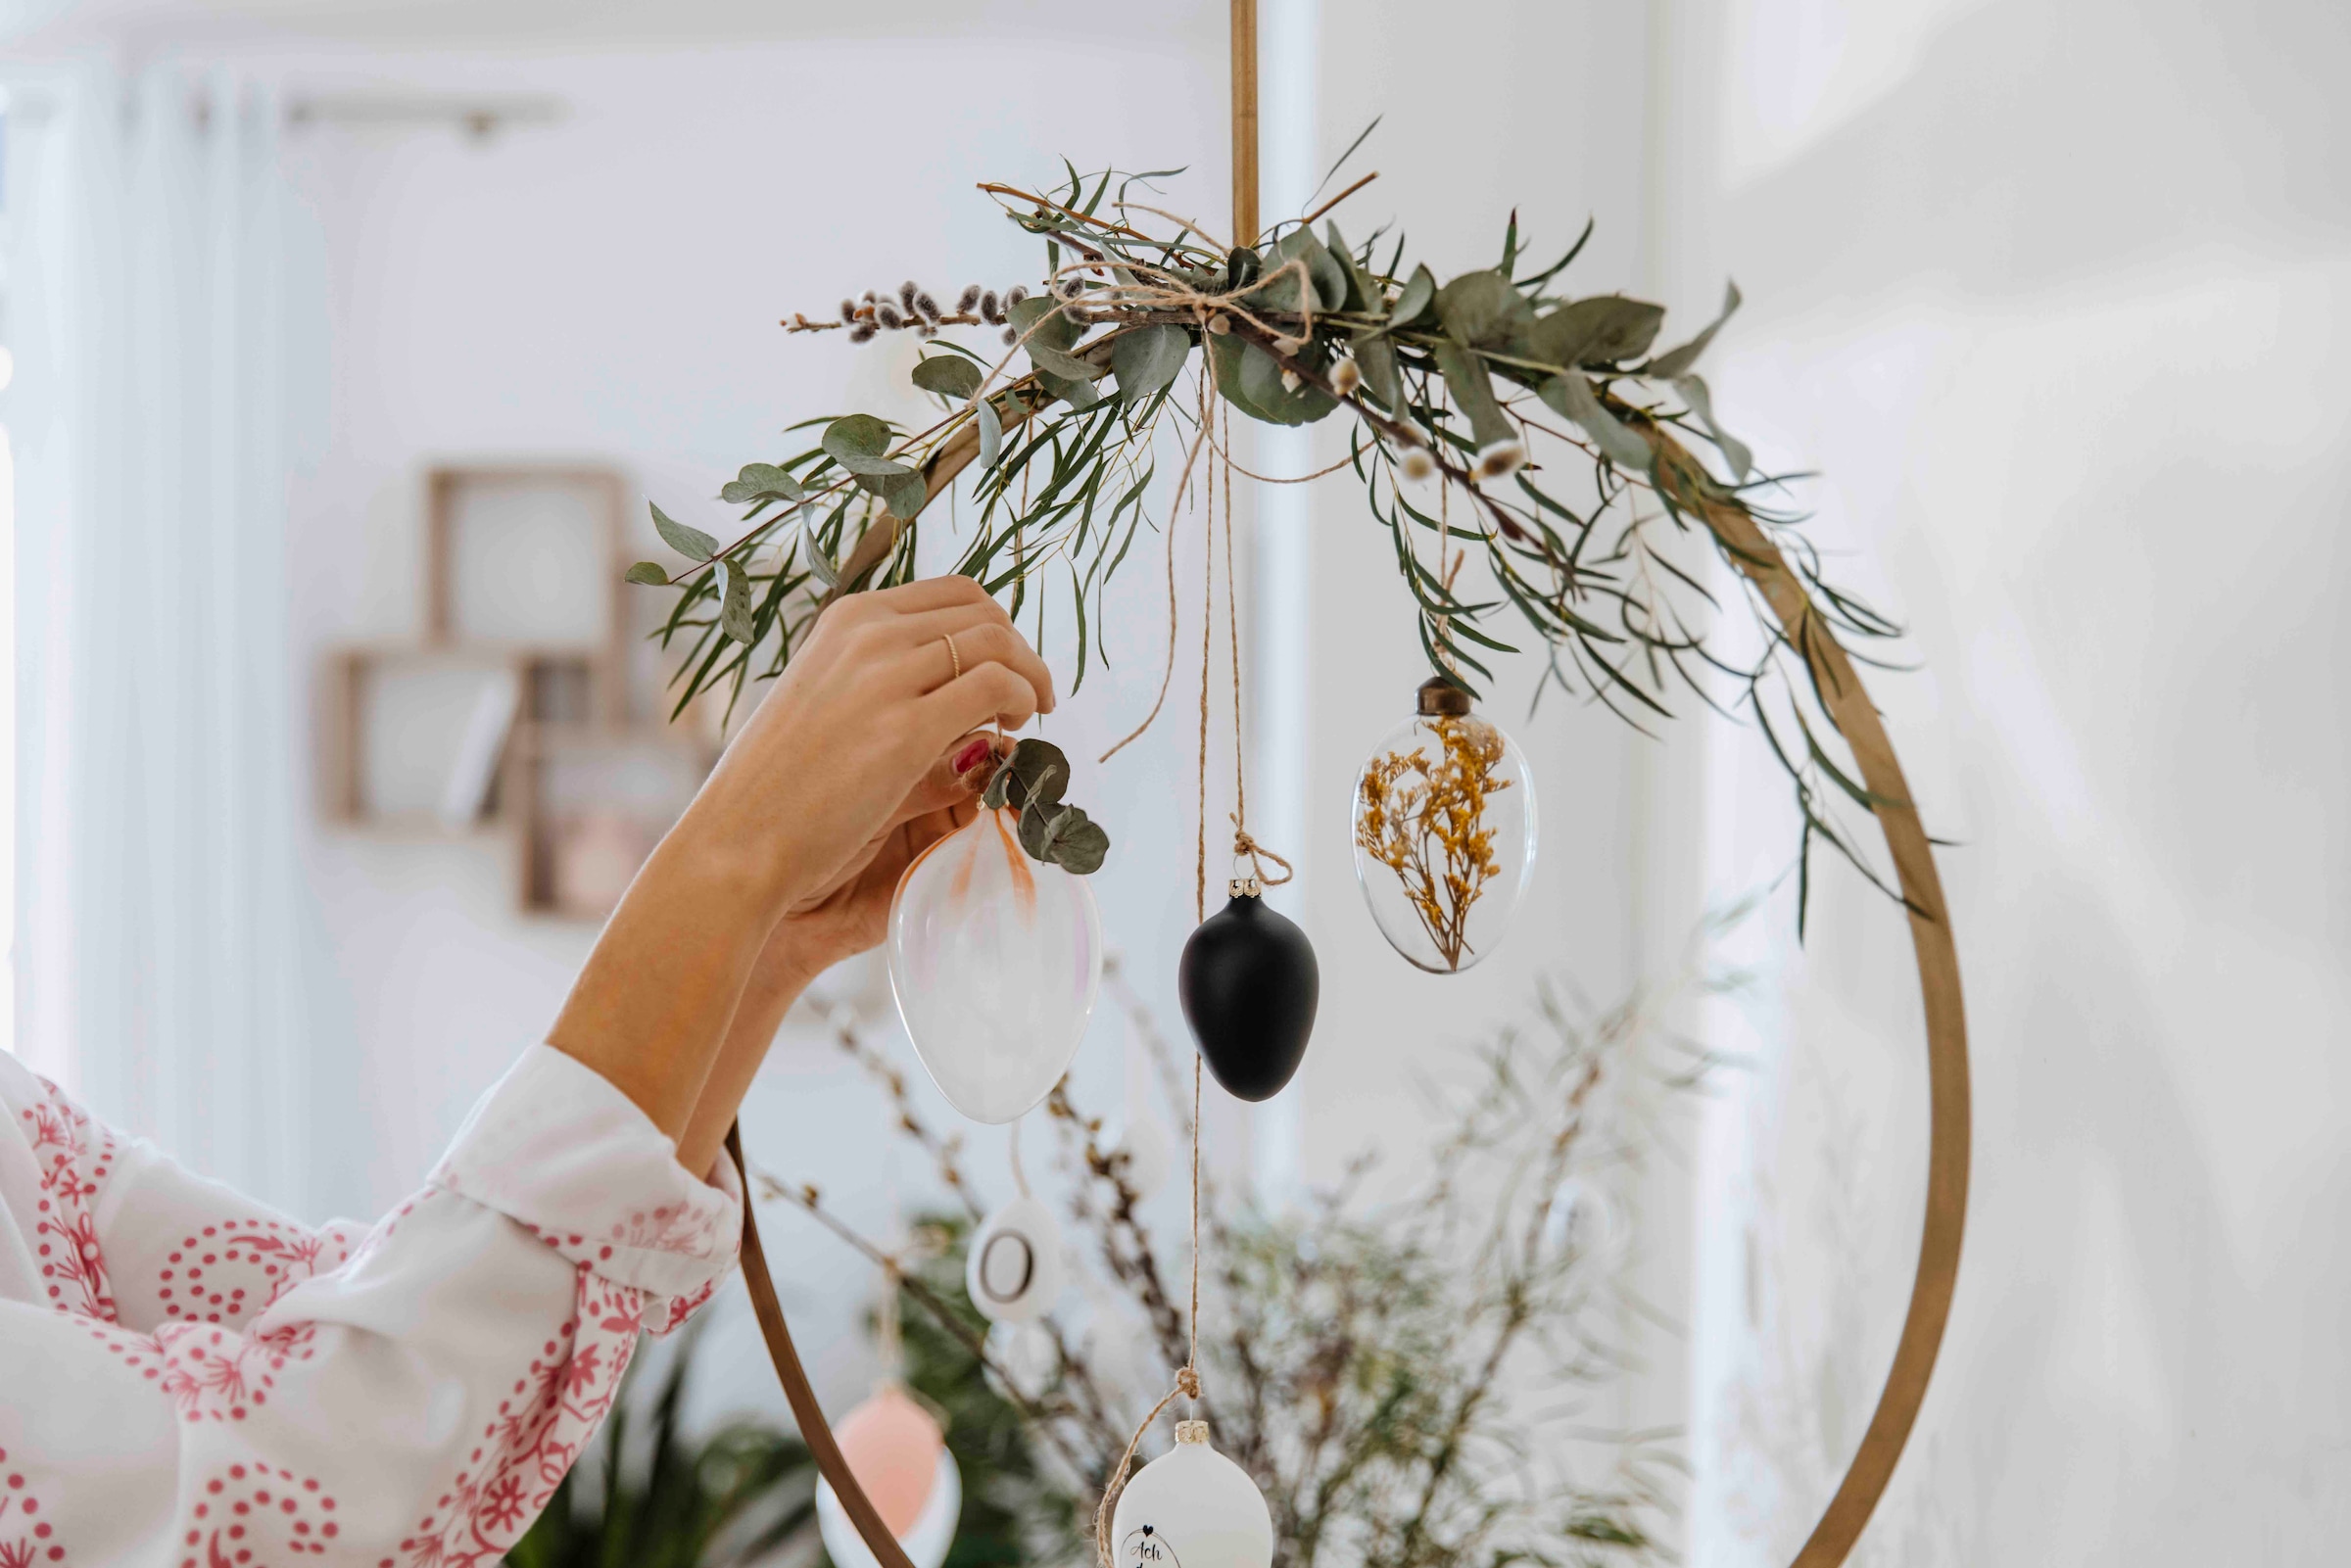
[1207,333,1338,426]
[1353,332,1404,412]
[1519,295,1665,369]
[974,396,1005,471]
[1038,369,1103,410]
[1113,323,1190,405]
[984,737,1071,812]
[1245,227,1348,313]
[1436,268,1533,351]
[1672,374,1752,481]
[822,414,911,477]
[1325,221,1376,313]
[649,501,718,562]
[1391,263,1438,327]
[976,396,1002,470]
[883,469,930,519]
[911,355,984,400]
[1540,370,1653,469]
[718,462,805,507]
[623,560,669,587]
[1008,295,1078,355]
[804,532,840,589]
[1432,340,1515,450]
[1644,281,1742,379]
[1020,800,1109,875]
[1029,342,1105,383]
[713,557,756,643]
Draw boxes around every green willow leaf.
[648,501,718,562]
[623,560,669,586]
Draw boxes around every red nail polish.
[953,737,991,774]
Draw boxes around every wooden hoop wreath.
[722,5,1968,1560]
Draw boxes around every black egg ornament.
[1177,879,1319,1101]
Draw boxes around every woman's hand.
[548,577,1053,1160]
[676,577,1055,909]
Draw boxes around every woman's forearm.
[675,940,814,1180]
[546,815,800,1150]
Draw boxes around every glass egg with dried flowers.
[888,739,1109,1123]
[1350,678,1538,974]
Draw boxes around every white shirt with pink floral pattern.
[0,1043,743,1567]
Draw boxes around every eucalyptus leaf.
[823,414,913,477]
[1209,333,1337,426]
[1391,263,1438,327]
[976,396,1003,470]
[623,560,669,587]
[1673,374,1752,481]
[984,737,1071,812]
[1008,295,1079,355]
[1436,268,1533,351]
[1353,331,1405,412]
[1020,800,1109,875]
[1029,342,1106,383]
[804,531,840,589]
[1644,281,1742,380]
[1519,295,1665,369]
[1038,369,1103,411]
[882,469,930,519]
[1113,323,1190,405]
[1432,340,1515,451]
[1540,369,1653,470]
[1245,227,1348,314]
[648,501,718,562]
[713,557,756,644]
[911,355,984,400]
[1325,221,1375,313]
[718,462,805,507]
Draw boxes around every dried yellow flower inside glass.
[1350,679,1538,974]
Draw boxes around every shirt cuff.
[428,1044,742,1321]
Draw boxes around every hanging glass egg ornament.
[964,1192,1065,1324]
[815,1384,963,1568]
[1350,677,1538,974]
[888,806,1103,1123]
[1178,879,1319,1102]
[1110,1420,1272,1568]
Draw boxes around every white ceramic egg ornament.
[888,806,1103,1123]
[964,1193,1065,1324]
[814,1385,963,1568]
[1110,1421,1272,1568]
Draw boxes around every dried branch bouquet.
[755,935,1735,1568]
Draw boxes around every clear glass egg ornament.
[888,806,1104,1123]
[1349,678,1538,974]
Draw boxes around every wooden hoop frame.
[729,9,1967,1552]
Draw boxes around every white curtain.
[7,64,318,1214]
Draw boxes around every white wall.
[1658,0,2351,1559]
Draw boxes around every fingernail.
[952,737,992,775]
